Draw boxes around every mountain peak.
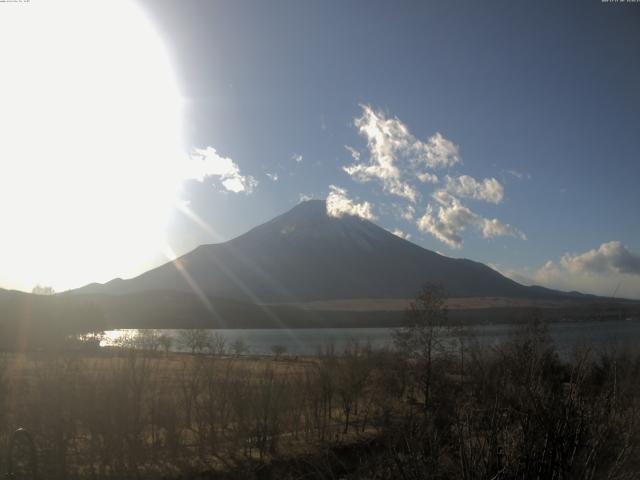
[73,200,563,302]
[291,198,326,210]
[278,199,329,222]
[228,197,378,249]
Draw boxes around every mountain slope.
[75,200,575,302]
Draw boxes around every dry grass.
[0,325,639,480]
[269,296,586,312]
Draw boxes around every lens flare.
[0,0,185,291]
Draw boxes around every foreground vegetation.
[0,326,638,478]
[1,285,640,479]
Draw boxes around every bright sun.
[0,0,185,292]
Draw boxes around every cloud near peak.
[390,228,411,240]
[335,104,525,249]
[326,185,376,220]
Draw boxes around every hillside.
[74,200,579,303]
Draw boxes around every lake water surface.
[103,319,640,357]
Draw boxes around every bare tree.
[158,333,173,355]
[136,329,162,353]
[231,337,249,356]
[210,332,228,356]
[394,283,450,410]
[270,344,287,359]
[179,329,212,354]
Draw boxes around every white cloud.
[326,185,376,220]
[292,153,303,163]
[416,193,525,248]
[431,189,457,206]
[344,159,417,202]
[420,132,460,169]
[417,172,439,184]
[345,105,459,203]
[494,243,640,299]
[481,218,526,240]
[535,260,563,283]
[266,172,279,182]
[488,263,532,286]
[391,228,411,240]
[219,177,246,193]
[344,145,360,161]
[444,175,504,204]
[188,146,257,193]
[505,169,531,181]
[416,202,474,249]
[501,262,640,299]
[560,241,640,276]
[491,261,572,293]
[299,193,314,202]
[338,104,524,249]
[401,204,416,221]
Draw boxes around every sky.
[0,0,639,298]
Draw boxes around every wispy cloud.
[443,175,504,204]
[292,153,304,163]
[344,145,360,161]
[416,203,472,249]
[337,104,525,249]
[401,204,416,221]
[416,191,525,248]
[480,218,526,240]
[419,132,460,169]
[417,172,439,184]
[326,185,376,220]
[344,104,461,203]
[504,169,531,181]
[266,172,279,182]
[188,146,257,194]
[391,228,411,240]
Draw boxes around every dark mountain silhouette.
[74,200,583,302]
[0,287,105,349]
[2,202,637,336]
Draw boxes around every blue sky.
[0,0,639,297]
[146,0,640,298]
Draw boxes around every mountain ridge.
[72,200,589,302]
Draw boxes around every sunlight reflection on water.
[100,319,640,357]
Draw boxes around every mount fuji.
[75,200,573,303]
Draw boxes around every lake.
[102,319,640,357]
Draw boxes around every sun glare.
[0,0,185,292]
